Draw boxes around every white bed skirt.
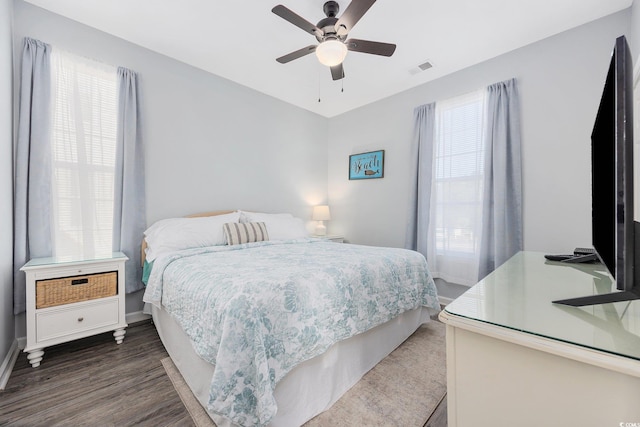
[151,304,432,426]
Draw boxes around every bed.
[141,210,440,427]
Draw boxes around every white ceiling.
[24,0,632,118]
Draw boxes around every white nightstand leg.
[113,328,126,344]
[27,349,44,368]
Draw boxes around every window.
[428,90,485,285]
[50,51,118,259]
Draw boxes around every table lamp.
[312,205,331,236]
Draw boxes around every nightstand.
[21,252,128,368]
[313,234,344,243]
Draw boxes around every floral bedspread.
[143,238,439,426]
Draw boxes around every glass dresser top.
[444,252,640,361]
[22,251,128,269]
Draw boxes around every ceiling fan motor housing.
[316,1,345,42]
[316,17,342,42]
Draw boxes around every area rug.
[162,320,446,426]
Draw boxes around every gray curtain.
[478,78,523,279]
[113,67,146,293]
[13,38,52,314]
[405,103,436,256]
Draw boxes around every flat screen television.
[553,35,640,306]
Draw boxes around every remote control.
[574,247,596,256]
[544,252,599,263]
[544,254,575,262]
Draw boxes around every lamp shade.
[312,205,331,221]
[315,40,347,67]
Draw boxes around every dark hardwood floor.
[1,321,193,426]
[2,320,447,427]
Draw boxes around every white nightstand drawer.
[36,299,119,342]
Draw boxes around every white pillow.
[240,212,308,240]
[144,211,241,261]
[239,211,293,223]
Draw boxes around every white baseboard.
[0,340,20,390]
[126,310,151,325]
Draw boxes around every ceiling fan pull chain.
[318,66,322,102]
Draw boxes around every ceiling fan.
[272,0,396,81]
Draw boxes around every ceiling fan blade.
[272,5,323,38]
[276,45,317,64]
[346,38,396,56]
[335,0,376,36]
[330,63,345,81]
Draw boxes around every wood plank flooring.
[1,320,447,427]
[1,321,192,426]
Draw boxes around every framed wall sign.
[349,150,384,180]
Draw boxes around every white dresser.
[21,252,129,367]
[440,252,640,426]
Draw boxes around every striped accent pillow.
[223,222,269,245]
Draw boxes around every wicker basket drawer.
[36,271,118,309]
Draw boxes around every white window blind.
[50,50,118,259]
[428,89,485,286]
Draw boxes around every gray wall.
[0,0,14,373]
[12,0,328,333]
[327,10,630,259]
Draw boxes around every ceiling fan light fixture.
[315,39,348,67]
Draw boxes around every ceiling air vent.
[418,61,433,71]
[409,60,434,75]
